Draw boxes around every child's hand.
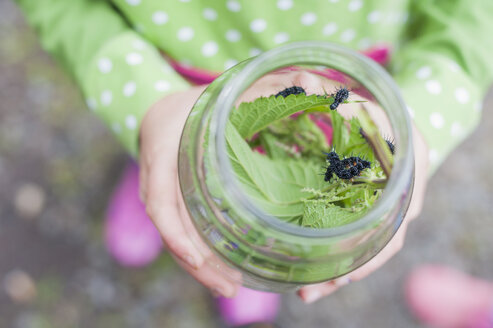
[297,124,429,303]
[139,85,240,298]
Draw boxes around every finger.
[175,175,244,289]
[297,281,341,304]
[138,159,148,203]
[406,124,429,222]
[346,222,408,283]
[298,222,408,303]
[146,154,204,270]
[173,255,239,298]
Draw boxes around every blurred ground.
[1,1,492,327]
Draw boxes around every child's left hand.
[297,123,429,303]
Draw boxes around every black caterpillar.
[275,86,306,98]
[359,128,395,155]
[385,138,395,155]
[324,151,371,182]
[330,87,350,110]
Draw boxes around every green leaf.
[230,94,333,139]
[301,201,367,228]
[225,122,327,218]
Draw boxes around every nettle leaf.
[225,122,326,218]
[230,94,333,139]
[301,201,367,228]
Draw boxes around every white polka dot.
[97,58,112,74]
[126,53,143,66]
[177,27,195,41]
[152,11,168,25]
[430,112,444,129]
[225,30,241,42]
[277,0,293,10]
[123,81,137,97]
[322,22,338,36]
[224,59,238,70]
[416,66,431,80]
[357,38,372,50]
[367,11,381,24]
[474,101,483,112]
[86,98,97,111]
[348,0,363,12]
[274,32,290,44]
[226,0,241,12]
[340,29,356,43]
[450,122,463,137]
[428,149,438,163]
[154,80,170,92]
[406,105,415,118]
[448,61,460,72]
[249,48,262,57]
[454,87,470,104]
[126,0,140,6]
[250,19,267,33]
[301,12,317,26]
[203,8,217,21]
[111,122,122,134]
[425,80,442,94]
[100,90,113,106]
[132,39,146,50]
[125,115,138,130]
[201,41,219,57]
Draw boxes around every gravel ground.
[1,1,492,327]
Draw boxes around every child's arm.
[391,0,493,173]
[15,0,190,157]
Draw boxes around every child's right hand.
[139,85,241,298]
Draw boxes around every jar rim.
[209,41,414,239]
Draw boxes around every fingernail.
[184,255,198,270]
[302,290,321,304]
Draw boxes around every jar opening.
[208,42,414,238]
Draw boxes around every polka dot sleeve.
[391,0,493,174]
[392,55,482,174]
[82,31,190,157]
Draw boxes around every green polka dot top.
[15,0,493,173]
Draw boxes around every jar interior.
[217,64,396,231]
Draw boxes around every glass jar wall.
[178,42,414,292]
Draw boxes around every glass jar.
[178,41,414,293]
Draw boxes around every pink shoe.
[104,161,163,267]
[216,286,280,327]
[405,265,493,328]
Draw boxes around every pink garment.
[168,45,392,85]
[104,161,163,267]
[216,286,281,326]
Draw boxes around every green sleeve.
[15,0,190,157]
[391,0,493,173]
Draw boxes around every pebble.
[14,183,46,220]
[3,269,37,304]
